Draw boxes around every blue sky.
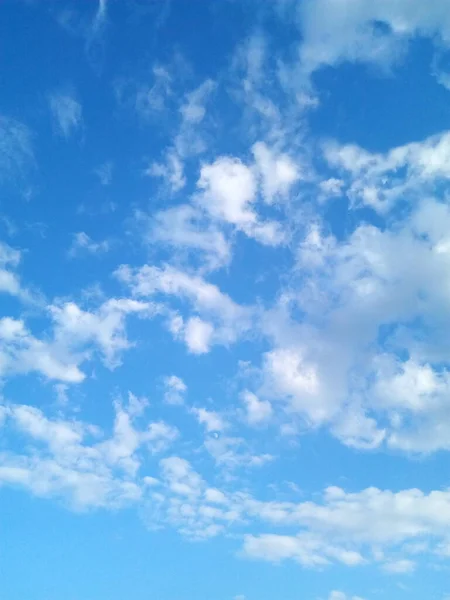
[2,1,450,599]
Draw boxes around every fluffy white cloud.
[183,316,214,354]
[196,155,286,245]
[249,186,450,453]
[49,90,83,138]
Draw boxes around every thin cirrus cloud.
[49,90,83,138]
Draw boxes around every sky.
[2,1,450,599]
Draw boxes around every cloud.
[147,150,186,192]
[49,297,157,370]
[382,559,415,574]
[0,241,35,303]
[68,232,110,257]
[179,79,215,125]
[0,394,177,510]
[116,65,172,119]
[328,592,366,600]
[192,407,228,433]
[323,130,450,213]
[142,204,231,271]
[49,90,83,138]
[196,155,286,246]
[0,316,85,383]
[183,317,214,354]
[242,533,364,568]
[241,390,272,426]
[240,484,450,568]
[116,264,253,352]
[95,161,113,185]
[163,375,187,405]
[297,0,450,83]
[0,115,33,183]
[92,0,108,34]
[252,142,300,204]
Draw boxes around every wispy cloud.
[49,90,83,138]
[68,232,110,257]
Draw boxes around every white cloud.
[197,157,257,225]
[183,317,214,354]
[147,150,185,192]
[0,296,158,384]
[69,232,110,257]
[241,390,272,426]
[297,0,450,82]
[0,394,178,510]
[163,375,187,405]
[95,161,113,185]
[0,241,34,302]
[0,316,85,383]
[116,264,253,352]
[159,456,203,499]
[328,592,366,600]
[382,559,415,574]
[324,129,450,213]
[242,532,364,568]
[250,187,450,453]
[192,407,228,433]
[0,115,33,182]
[49,297,157,369]
[49,90,83,138]
[143,204,231,270]
[92,0,108,33]
[240,484,450,568]
[180,79,215,124]
[135,65,172,117]
[252,142,299,204]
[196,156,286,246]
